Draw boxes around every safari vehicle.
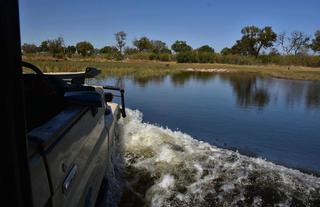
[23,61,126,207]
[1,1,126,206]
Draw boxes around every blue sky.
[19,0,320,52]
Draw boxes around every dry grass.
[23,56,320,80]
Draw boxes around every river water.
[89,72,320,206]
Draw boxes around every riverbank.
[23,58,320,80]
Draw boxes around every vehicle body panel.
[28,85,120,207]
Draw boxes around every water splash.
[113,109,320,207]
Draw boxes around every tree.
[221,47,231,55]
[133,37,153,52]
[277,33,289,54]
[171,40,192,53]
[197,45,215,53]
[151,40,170,53]
[269,48,280,56]
[66,45,76,54]
[21,43,38,54]
[278,31,310,55]
[47,37,65,57]
[76,41,94,56]
[195,45,215,63]
[65,45,76,57]
[231,26,260,56]
[115,31,126,54]
[159,48,172,54]
[311,30,320,54]
[93,48,100,55]
[124,47,139,55]
[290,31,310,55]
[255,26,277,57]
[39,41,49,52]
[231,26,277,57]
[176,51,197,63]
[197,52,214,63]
[158,53,171,61]
[100,46,118,54]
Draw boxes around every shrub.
[158,53,171,61]
[198,52,214,63]
[54,53,65,59]
[149,53,158,60]
[124,47,139,55]
[127,52,153,60]
[76,41,94,56]
[176,51,198,63]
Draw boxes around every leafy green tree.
[133,37,153,52]
[151,40,170,53]
[47,37,65,57]
[159,48,172,54]
[311,30,320,54]
[65,45,76,57]
[231,40,249,56]
[66,45,76,54]
[197,52,214,63]
[195,45,215,63]
[158,53,171,61]
[76,41,94,56]
[197,45,215,53]
[39,41,49,52]
[171,40,192,53]
[255,26,277,56]
[115,31,126,54]
[148,53,158,60]
[124,47,139,55]
[231,26,277,57]
[221,47,231,55]
[100,46,118,54]
[231,26,259,56]
[176,51,198,63]
[21,43,38,54]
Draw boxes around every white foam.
[115,109,320,206]
[158,174,175,189]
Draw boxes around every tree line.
[22,26,320,66]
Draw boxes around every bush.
[99,51,122,60]
[212,54,320,67]
[158,53,171,61]
[214,54,258,65]
[149,53,158,60]
[198,52,214,63]
[54,53,65,59]
[127,52,153,60]
[176,51,198,63]
[124,47,139,55]
[76,41,94,57]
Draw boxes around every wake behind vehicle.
[23,61,126,207]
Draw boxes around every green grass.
[24,58,320,81]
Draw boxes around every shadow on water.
[125,71,320,109]
[219,74,270,108]
[133,75,166,87]
[93,71,320,109]
[170,71,217,86]
[306,81,320,108]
